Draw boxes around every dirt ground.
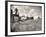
[11,18,42,32]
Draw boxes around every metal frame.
[5,1,45,36]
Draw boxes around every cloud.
[11,5,42,18]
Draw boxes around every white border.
[8,2,44,35]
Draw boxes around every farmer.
[14,8,19,22]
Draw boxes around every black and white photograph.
[5,1,45,36]
[10,5,42,32]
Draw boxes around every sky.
[11,5,42,18]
